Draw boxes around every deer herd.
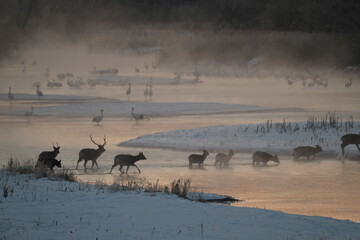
[35,133,360,173]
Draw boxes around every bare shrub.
[170,178,191,198]
[3,157,77,182]
[52,169,77,182]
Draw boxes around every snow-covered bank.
[1,172,360,240]
[5,101,269,117]
[119,122,360,156]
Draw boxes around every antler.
[90,134,100,146]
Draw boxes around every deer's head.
[273,154,280,163]
[138,152,147,160]
[315,145,323,152]
[90,134,107,153]
[52,142,60,154]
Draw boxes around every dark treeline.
[3,0,358,33]
[0,0,359,64]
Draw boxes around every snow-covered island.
[120,120,360,157]
[1,171,360,240]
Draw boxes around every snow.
[119,122,360,156]
[1,171,360,240]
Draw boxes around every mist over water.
[1,2,360,222]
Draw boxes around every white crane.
[126,83,131,100]
[131,107,145,124]
[25,106,34,123]
[152,62,157,69]
[135,67,140,74]
[92,109,104,125]
[36,86,44,99]
[25,106,34,117]
[8,87,14,103]
[144,84,149,98]
[345,78,352,88]
[149,84,153,100]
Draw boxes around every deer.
[36,158,62,173]
[188,150,209,168]
[109,152,147,174]
[292,145,323,160]
[340,134,360,156]
[76,135,106,170]
[214,149,234,167]
[38,143,60,164]
[252,151,279,166]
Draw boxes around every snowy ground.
[119,121,360,157]
[1,171,360,240]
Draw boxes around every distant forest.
[1,0,359,65]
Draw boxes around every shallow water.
[1,50,360,222]
[0,115,359,222]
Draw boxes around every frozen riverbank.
[120,121,360,157]
[1,171,360,240]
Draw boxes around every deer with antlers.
[76,135,106,171]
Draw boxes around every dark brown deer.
[252,151,279,166]
[76,135,106,170]
[292,145,323,159]
[36,158,62,173]
[340,134,360,155]
[109,152,147,174]
[214,149,234,167]
[38,143,60,163]
[188,150,209,168]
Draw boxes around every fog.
[1,0,360,223]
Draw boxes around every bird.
[149,84,153,100]
[152,62,157,69]
[92,109,104,125]
[144,84,149,98]
[345,78,352,88]
[25,106,34,117]
[193,67,201,78]
[126,83,131,100]
[45,66,50,78]
[144,63,149,70]
[36,86,43,99]
[8,87,14,103]
[131,107,145,124]
[135,67,140,74]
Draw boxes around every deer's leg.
[109,164,116,174]
[126,165,131,174]
[341,143,347,155]
[356,144,360,152]
[76,159,82,169]
[119,165,124,174]
[94,160,99,168]
[110,163,118,173]
[133,164,141,174]
[84,160,88,169]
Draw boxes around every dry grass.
[3,157,77,182]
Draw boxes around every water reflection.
[0,115,359,222]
